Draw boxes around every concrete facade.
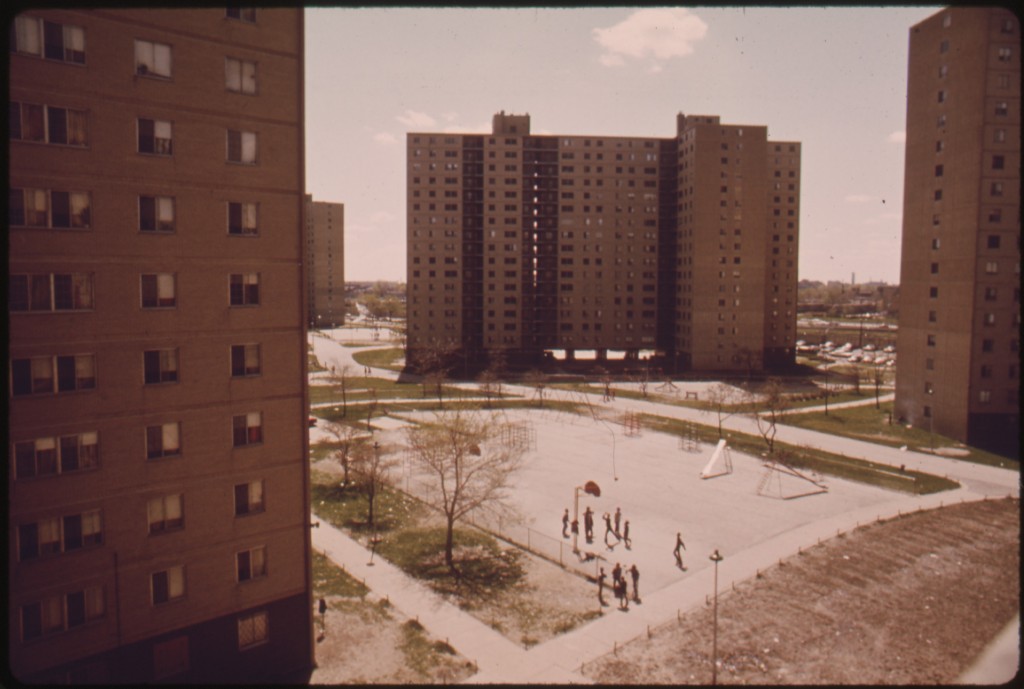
[406,112,800,374]
[304,195,346,328]
[895,7,1020,457]
[8,8,313,682]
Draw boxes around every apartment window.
[995,102,1008,116]
[12,17,86,64]
[225,57,257,93]
[21,587,104,641]
[237,610,269,650]
[929,286,939,298]
[228,202,258,235]
[927,334,936,347]
[982,339,995,353]
[985,261,998,274]
[934,189,943,201]
[148,494,183,534]
[10,354,96,396]
[146,422,181,460]
[18,509,101,560]
[143,349,178,384]
[997,47,1012,62]
[134,39,172,77]
[924,381,934,395]
[930,262,939,274]
[991,182,1004,197]
[928,310,937,323]
[992,155,1005,171]
[138,118,172,155]
[234,480,265,514]
[10,273,93,312]
[231,344,261,377]
[981,364,993,379]
[979,390,992,404]
[227,130,257,164]
[10,102,87,146]
[14,431,98,479]
[236,546,267,582]
[9,189,90,229]
[141,274,176,308]
[151,566,185,605]
[936,90,946,104]
[232,413,262,447]
[229,273,260,306]
[139,195,175,233]
[934,164,943,177]
[226,8,257,22]
[983,313,996,327]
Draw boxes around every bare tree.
[413,338,459,408]
[477,351,507,408]
[706,383,740,439]
[323,421,364,487]
[524,368,549,408]
[872,364,887,410]
[352,440,397,527]
[750,378,790,455]
[404,410,524,576]
[632,365,651,399]
[327,364,353,418]
[364,386,380,433]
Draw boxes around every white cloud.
[442,121,491,134]
[845,194,872,204]
[373,131,399,145]
[887,131,906,144]
[396,110,437,128]
[593,8,708,68]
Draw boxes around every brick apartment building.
[406,112,800,374]
[895,7,1020,456]
[304,195,346,328]
[8,8,313,682]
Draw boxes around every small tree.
[323,421,364,487]
[524,369,548,408]
[405,410,524,576]
[750,378,790,455]
[414,338,459,408]
[327,364,353,418]
[872,364,887,410]
[352,440,396,527]
[706,383,740,439]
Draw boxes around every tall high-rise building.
[895,7,1020,456]
[304,195,346,328]
[8,8,313,682]
[406,112,800,373]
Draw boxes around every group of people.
[562,506,631,551]
[597,562,640,609]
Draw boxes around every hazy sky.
[305,6,941,284]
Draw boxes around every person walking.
[612,562,622,588]
[584,507,594,543]
[617,578,629,609]
[562,508,570,538]
[674,531,687,570]
[597,567,608,606]
[629,564,640,602]
[622,520,632,549]
[613,507,622,537]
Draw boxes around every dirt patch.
[310,595,475,684]
[583,497,1019,685]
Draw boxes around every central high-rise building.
[406,112,800,374]
[8,8,313,682]
[895,6,1020,456]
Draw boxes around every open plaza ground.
[306,326,1020,683]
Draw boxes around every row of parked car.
[796,340,897,366]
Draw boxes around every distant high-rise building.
[406,112,800,373]
[895,7,1020,456]
[304,195,346,328]
[8,8,313,682]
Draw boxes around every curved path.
[307,329,1019,683]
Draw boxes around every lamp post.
[709,549,724,685]
[573,481,601,554]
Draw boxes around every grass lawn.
[313,549,369,599]
[312,469,426,535]
[782,402,1020,469]
[352,347,405,372]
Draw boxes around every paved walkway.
[307,329,1019,683]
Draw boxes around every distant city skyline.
[305,6,941,283]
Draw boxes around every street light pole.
[709,549,724,685]
[573,481,601,554]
